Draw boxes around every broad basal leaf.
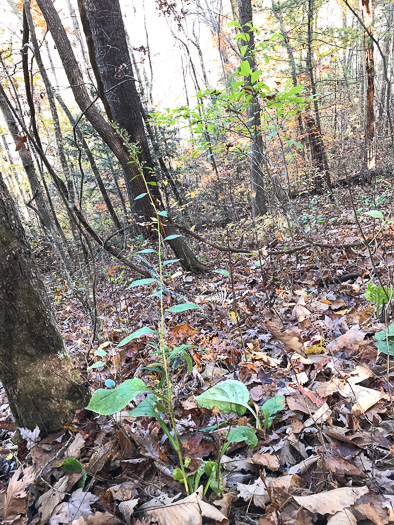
[195,379,250,416]
[214,269,230,278]
[129,394,158,418]
[227,426,258,448]
[164,234,182,241]
[128,278,157,288]
[365,210,383,220]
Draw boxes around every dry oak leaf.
[315,376,344,397]
[265,320,305,354]
[325,456,365,478]
[3,467,35,523]
[288,456,319,475]
[250,352,280,367]
[49,488,98,524]
[322,424,390,448]
[293,486,369,515]
[212,493,235,517]
[291,294,311,322]
[183,433,214,459]
[286,394,321,415]
[358,502,388,525]
[119,499,139,523]
[326,325,366,353]
[341,384,382,416]
[237,475,300,509]
[72,511,121,524]
[140,486,227,525]
[15,136,27,152]
[248,452,280,471]
[354,493,394,524]
[109,481,138,501]
[65,433,85,459]
[303,402,332,427]
[37,476,69,523]
[169,323,199,341]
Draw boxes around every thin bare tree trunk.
[272,2,305,141]
[54,91,122,230]
[306,0,332,192]
[361,0,375,169]
[237,0,267,216]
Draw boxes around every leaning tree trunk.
[78,0,161,207]
[0,171,89,435]
[237,0,267,217]
[35,0,204,273]
[361,0,375,169]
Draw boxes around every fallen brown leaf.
[293,486,369,515]
[140,487,227,524]
[3,467,35,523]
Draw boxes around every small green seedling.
[173,426,257,495]
[366,282,394,318]
[261,395,286,430]
[375,325,394,356]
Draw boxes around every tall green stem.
[127,140,189,495]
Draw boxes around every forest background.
[1,0,394,523]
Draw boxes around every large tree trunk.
[35,0,204,273]
[78,0,160,206]
[0,171,89,435]
[237,0,267,217]
[361,0,375,169]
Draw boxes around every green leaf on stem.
[87,378,151,415]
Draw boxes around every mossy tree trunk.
[0,171,89,436]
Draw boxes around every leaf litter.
[1,187,394,523]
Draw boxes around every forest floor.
[1,180,394,524]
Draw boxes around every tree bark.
[0,170,89,435]
[237,0,267,216]
[0,84,53,232]
[0,82,75,271]
[24,1,104,338]
[78,0,160,204]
